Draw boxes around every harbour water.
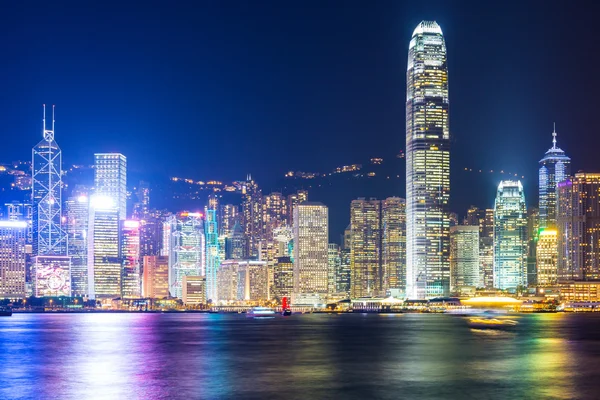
[1,313,600,399]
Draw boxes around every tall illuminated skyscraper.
[121,220,141,298]
[94,153,127,219]
[557,173,600,281]
[350,198,382,298]
[465,206,494,288]
[241,177,263,258]
[66,193,89,296]
[205,200,220,303]
[493,181,528,290]
[539,126,570,229]
[536,228,558,287]
[405,21,450,298]
[142,255,169,298]
[32,105,67,256]
[87,196,121,299]
[164,212,205,299]
[450,226,480,290]
[0,220,28,298]
[293,203,328,298]
[382,197,406,295]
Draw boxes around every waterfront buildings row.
[1,20,599,305]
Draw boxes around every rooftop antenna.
[42,104,46,134]
[552,122,557,149]
[52,105,55,132]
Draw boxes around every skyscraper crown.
[412,21,443,37]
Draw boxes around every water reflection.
[1,313,600,399]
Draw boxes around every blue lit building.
[539,126,570,229]
[493,181,528,290]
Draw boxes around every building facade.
[182,275,206,306]
[121,220,141,298]
[164,212,205,299]
[66,194,89,296]
[450,226,480,290]
[87,196,121,299]
[273,256,294,301]
[0,221,27,298]
[94,153,127,219]
[406,21,450,299]
[557,173,600,281]
[293,203,328,298]
[350,199,382,298]
[382,197,406,296]
[537,228,558,287]
[142,255,169,298]
[493,181,528,290]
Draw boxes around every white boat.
[247,307,276,318]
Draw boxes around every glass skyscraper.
[493,181,528,290]
[406,21,450,298]
[539,126,570,229]
[32,105,67,256]
[94,153,127,220]
[164,212,205,299]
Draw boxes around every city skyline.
[1,1,598,206]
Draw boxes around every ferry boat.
[0,307,12,317]
[467,317,518,330]
[247,307,276,318]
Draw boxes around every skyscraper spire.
[552,122,557,149]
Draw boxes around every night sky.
[1,0,599,210]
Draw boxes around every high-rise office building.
[273,256,294,301]
[293,203,328,297]
[539,126,571,229]
[241,177,263,258]
[121,220,141,298]
[32,105,67,256]
[142,255,169,298]
[205,206,220,303]
[132,181,150,221]
[527,207,540,285]
[164,212,205,299]
[140,211,165,258]
[0,220,27,298]
[287,190,308,226]
[382,197,406,295]
[337,248,351,296]
[350,198,382,298]
[327,243,341,295]
[87,196,121,299]
[557,173,600,281]
[406,21,450,299]
[537,228,558,287]
[217,260,269,303]
[225,222,246,260]
[450,226,480,290]
[493,181,528,290]
[66,194,89,296]
[264,192,287,240]
[94,153,127,219]
[465,206,494,288]
[218,204,240,236]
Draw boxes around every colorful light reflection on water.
[1,313,600,399]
